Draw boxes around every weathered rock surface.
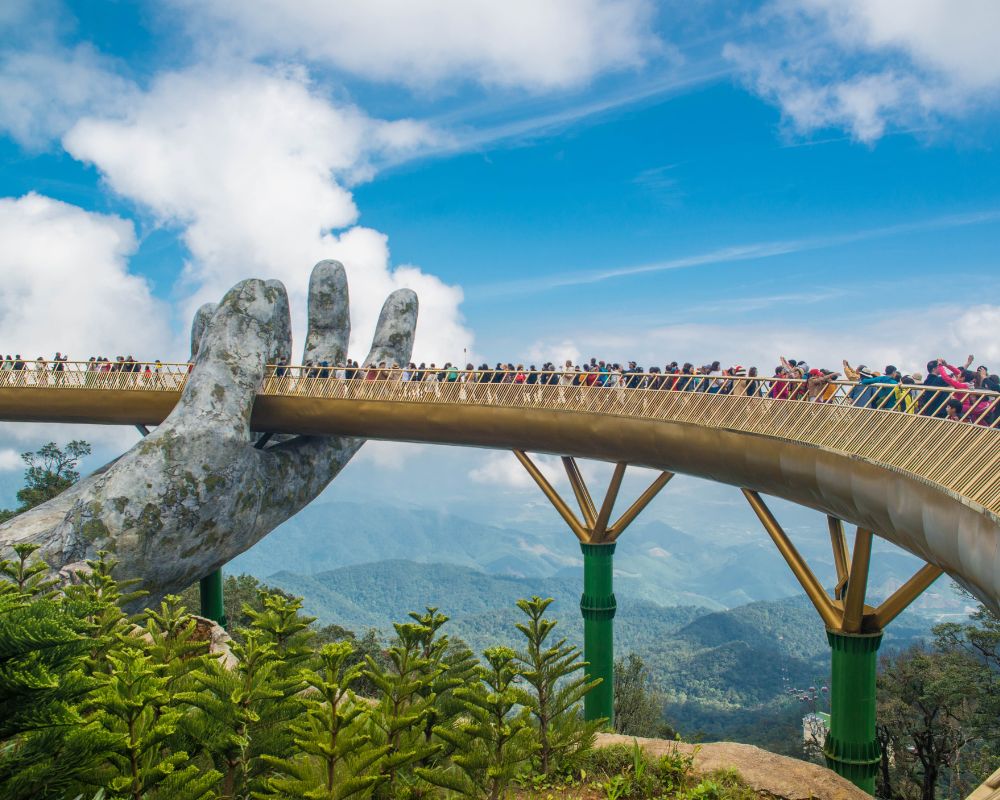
[0,261,418,607]
[596,733,870,800]
[189,615,237,670]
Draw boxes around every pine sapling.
[416,646,536,800]
[408,607,477,759]
[256,640,390,800]
[178,630,285,798]
[143,595,213,696]
[364,622,444,798]
[0,543,58,598]
[515,596,602,775]
[61,551,146,676]
[242,591,316,676]
[90,647,220,800]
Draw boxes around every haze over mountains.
[230,497,967,615]
[228,495,961,743]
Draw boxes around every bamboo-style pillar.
[514,451,673,726]
[742,490,943,793]
[199,569,227,628]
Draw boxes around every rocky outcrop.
[596,733,870,800]
[0,262,418,607]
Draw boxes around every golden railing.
[1,362,998,515]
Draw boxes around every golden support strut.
[743,491,944,635]
[742,489,842,630]
[562,457,598,529]
[742,495,946,794]
[828,516,850,600]
[873,562,944,630]
[513,451,672,544]
[842,528,873,634]
[512,450,588,541]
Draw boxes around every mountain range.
[230,499,968,616]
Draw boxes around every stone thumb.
[169,279,290,439]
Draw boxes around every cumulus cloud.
[0,193,169,452]
[0,192,169,359]
[470,451,563,490]
[0,44,137,147]
[170,0,658,91]
[0,449,22,471]
[64,64,472,363]
[725,0,1000,142]
[518,303,1000,377]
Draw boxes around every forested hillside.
[263,559,937,742]
[234,500,969,616]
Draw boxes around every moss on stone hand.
[81,517,110,543]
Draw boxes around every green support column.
[824,630,882,794]
[580,542,616,726]
[199,568,227,628]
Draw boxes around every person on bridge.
[859,365,900,410]
[806,368,840,401]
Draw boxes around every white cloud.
[526,339,580,367]
[0,44,137,147]
[171,0,658,91]
[725,0,1000,142]
[470,451,563,490]
[806,0,1000,89]
[0,192,169,360]
[0,193,165,453]
[63,64,472,363]
[519,303,1000,378]
[0,449,22,471]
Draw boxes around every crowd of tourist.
[4,351,998,427]
[0,354,176,385]
[271,352,1000,427]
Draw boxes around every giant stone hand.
[0,261,417,605]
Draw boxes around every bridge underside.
[2,386,997,614]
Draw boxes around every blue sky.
[0,0,998,520]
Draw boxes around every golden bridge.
[1,361,997,793]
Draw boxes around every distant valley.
[231,499,968,616]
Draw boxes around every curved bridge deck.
[0,364,997,610]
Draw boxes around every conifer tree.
[364,622,444,799]
[61,551,146,676]
[256,641,390,800]
[408,608,478,759]
[179,629,287,798]
[243,591,316,673]
[515,595,601,775]
[90,646,220,800]
[0,543,58,598]
[416,646,536,800]
[143,595,212,697]
[0,590,116,799]
[0,545,118,800]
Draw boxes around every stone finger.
[303,260,351,366]
[265,279,293,366]
[190,302,218,360]
[362,289,418,369]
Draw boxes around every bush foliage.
[1,548,756,800]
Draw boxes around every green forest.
[2,544,764,800]
[1,442,997,799]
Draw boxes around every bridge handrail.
[1,361,998,515]
[2,361,997,428]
